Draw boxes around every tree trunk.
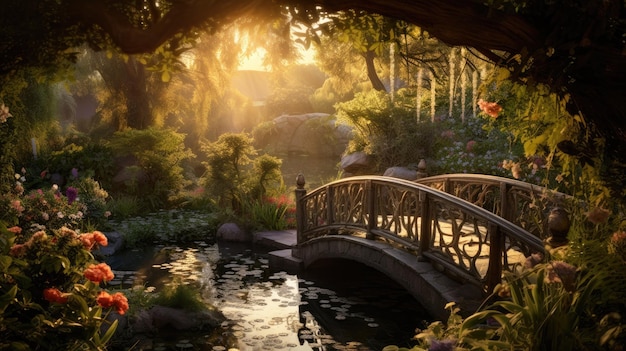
[123,57,152,129]
[363,51,386,92]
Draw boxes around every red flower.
[84,263,114,283]
[478,99,503,118]
[10,243,27,257]
[97,291,129,315]
[466,140,476,152]
[43,288,69,304]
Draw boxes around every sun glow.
[237,46,316,72]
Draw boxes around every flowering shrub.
[3,181,86,233]
[1,169,111,234]
[0,223,128,349]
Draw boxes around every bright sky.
[238,47,317,71]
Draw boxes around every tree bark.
[363,51,387,92]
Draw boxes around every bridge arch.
[296,235,484,320]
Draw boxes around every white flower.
[52,184,58,191]
[57,212,65,219]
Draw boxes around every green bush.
[336,90,441,172]
[151,283,207,312]
[200,133,283,215]
[245,194,296,231]
[107,127,195,210]
[106,195,142,220]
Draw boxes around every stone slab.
[253,229,297,249]
[268,249,303,274]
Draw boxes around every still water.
[107,241,430,351]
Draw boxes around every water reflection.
[108,241,428,350]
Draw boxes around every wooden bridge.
[286,173,571,319]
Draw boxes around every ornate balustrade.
[294,175,547,294]
[416,174,572,244]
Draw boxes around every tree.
[1,0,625,187]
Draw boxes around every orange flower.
[478,99,503,118]
[97,291,114,308]
[80,231,108,250]
[97,291,129,315]
[92,231,108,246]
[112,292,129,315]
[84,263,114,283]
[43,288,69,304]
[80,235,94,250]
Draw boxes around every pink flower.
[440,130,455,139]
[545,261,578,292]
[611,231,626,245]
[523,252,544,269]
[466,140,476,152]
[585,207,610,224]
[11,200,24,213]
[478,99,503,118]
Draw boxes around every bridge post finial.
[547,207,570,248]
[296,173,305,189]
[416,159,428,179]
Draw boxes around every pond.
[106,241,430,351]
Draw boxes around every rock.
[253,113,351,157]
[96,231,124,256]
[383,167,418,181]
[50,173,65,187]
[340,152,371,174]
[132,306,227,334]
[217,222,250,242]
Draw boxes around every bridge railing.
[415,173,572,243]
[294,175,547,294]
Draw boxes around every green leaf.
[0,255,12,271]
[0,285,18,313]
[100,319,119,345]
[161,70,171,82]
